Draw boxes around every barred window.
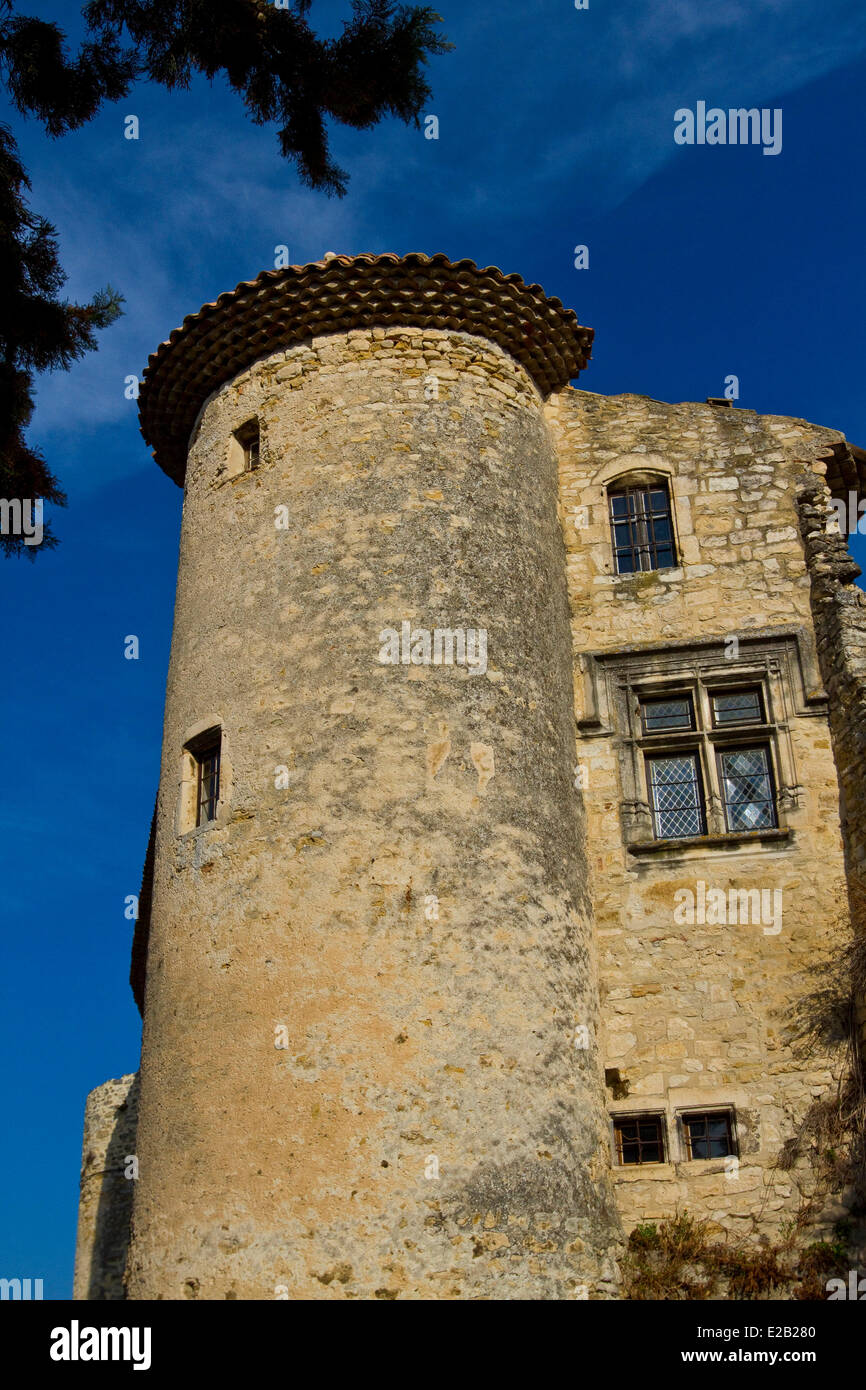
[647,753,705,839]
[682,1110,735,1160]
[614,1114,666,1166]
[718,746,777,833]
[609,484,676,574]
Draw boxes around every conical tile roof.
[138,252,594,484]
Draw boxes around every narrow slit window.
[614,1114,666,1166]
[647,753,705,839]
[609,483,676,574]
[718,746,777,833]
[187,731,221,827]
[197,743,220,825]
[234,419,260,472]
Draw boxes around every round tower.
[128,253,621,1299]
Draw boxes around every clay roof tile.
[138,252,593,484]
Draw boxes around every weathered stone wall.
[73,1074,139,1300]
[125,328,622,1300]
[84,325,864,1292]
[796,471,866,1046]
[546,389,856,1239]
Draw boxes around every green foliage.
[0,1,451,554]
[82,1,452,195]
[1,1,136,134]
[629,1223,661,1252]
[0,122,124,555]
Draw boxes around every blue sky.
[2,0,865,1297]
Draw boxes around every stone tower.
[75,252,866,1300]
[121,254,623,1299]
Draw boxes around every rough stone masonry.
[73,254,866,1299]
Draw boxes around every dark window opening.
[718,746,777,833]
[682,1111,735,1160]
[187,730,221,827]
[647,753,705,839]
[235,419,260,471]
[614,1114,666,1166]
[609,484,676,574]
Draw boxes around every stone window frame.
[609,1110,669,1167]
[577,627,828,856]
[608,475,678,575]
[596,459,689,581]
[608,1101,746,1172]
[214,415,266,485]
[642,712,779,842]
[177,717,230,836]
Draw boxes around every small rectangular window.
[190,734,221,826]
[647,753,705,839]
[614,1114,666,1166]
[234,419,260,471]
[640,695,694,734]
[718,745,777,832]
[682,1110,735,1160]
[609,484,676,574]
[711,688,764,726]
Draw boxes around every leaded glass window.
[647,754,705,839]
[718,746,776,832]
[640,695,694,734]
[711,689,763,726]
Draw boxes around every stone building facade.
[73,254,866,1299]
